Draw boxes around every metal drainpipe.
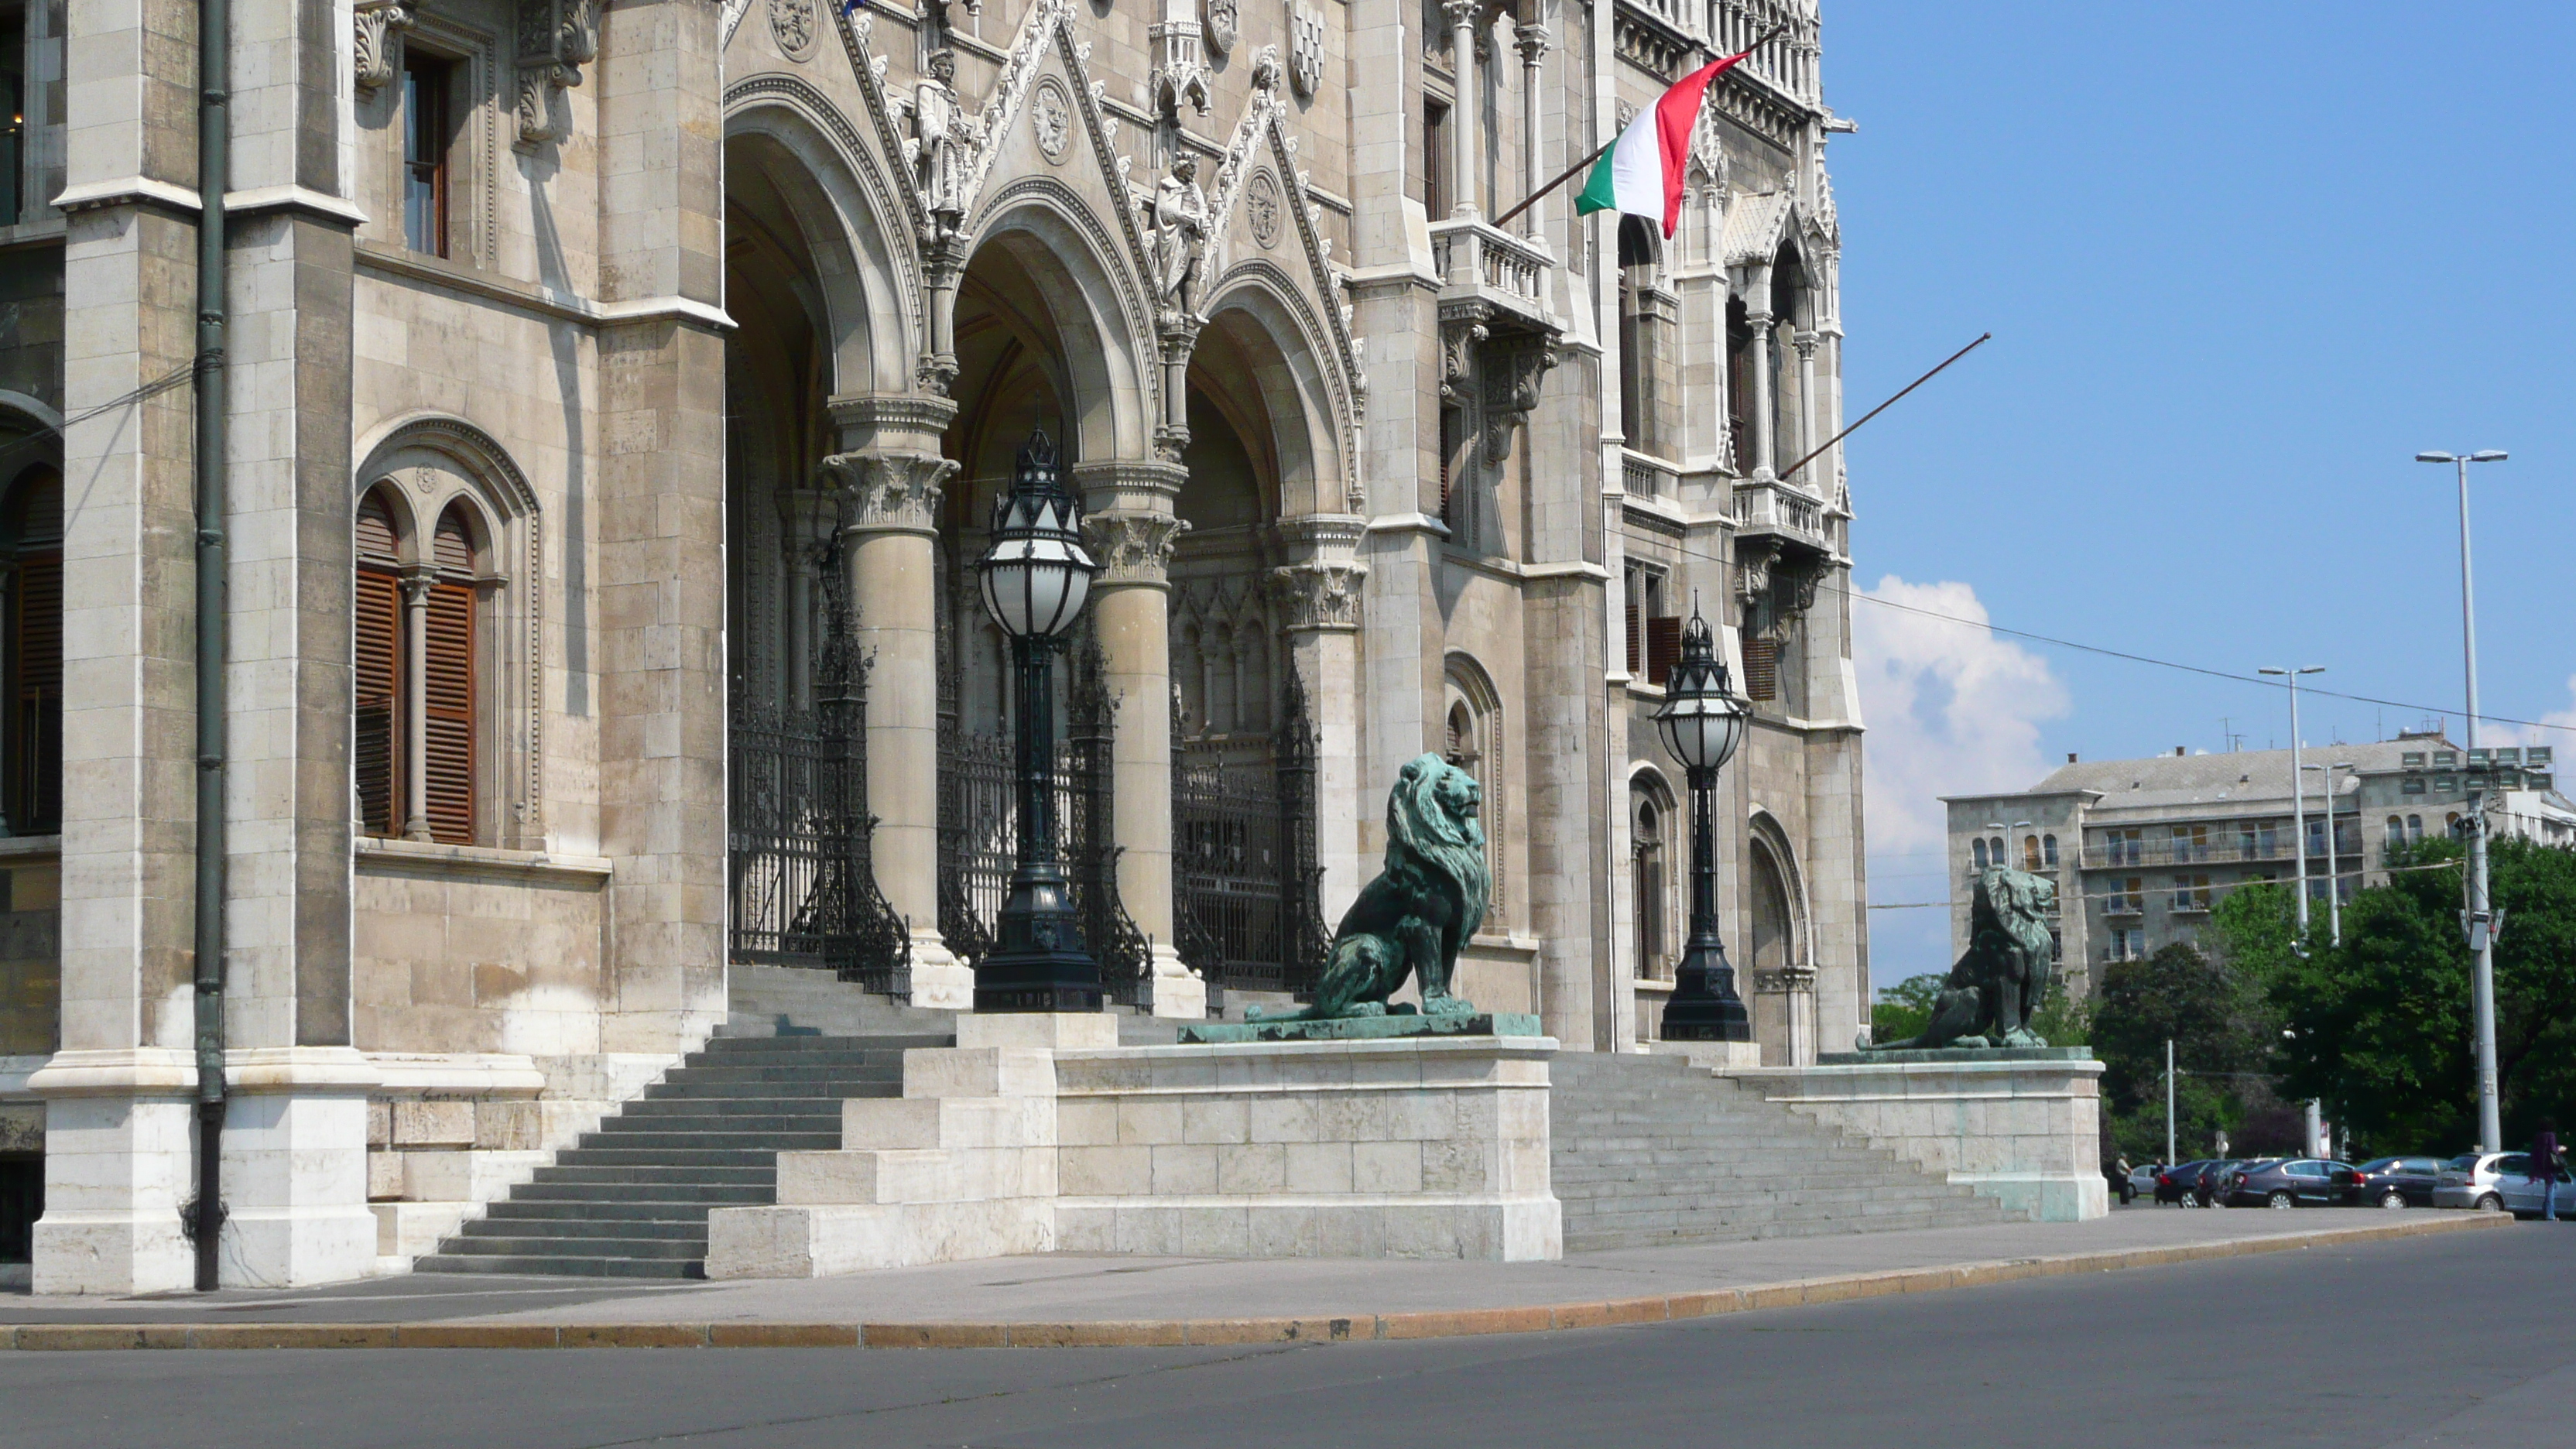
[190,0,231,1293]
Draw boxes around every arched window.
[2042,834,2059,867]
[1749,838,1795,972]
[2386,816,2405,850]
[2406,814,2423,844]
[1989,835,2005,865]
[1444,656,1505,926]
[2022,834,2041,871]
[1971,838,1988,870]
[353,438,531,848]
[1,465,62,834]
[1632,778,1673,981]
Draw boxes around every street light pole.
[2304,762,2353,947]
[1653,611,1754,1043]
[2417,448,2508,1153]
[2165,1036,2176,1167]
[2259,666,2325,940]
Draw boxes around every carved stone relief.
[1288,3,1324,98]
[769,0,820,59]
[1030,75,1074,162]
[1204,0,1238,57]
[515,0,597,148]
[355,0,413,94]
[1245,168,1282,248]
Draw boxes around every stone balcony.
[1731,476,1834,557]
[1429,217,1559,341]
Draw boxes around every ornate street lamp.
[971,429,1104,1012]
[1653,609,1752,1041]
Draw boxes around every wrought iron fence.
[1172,672,1330,999]
[937,639,1153,1004]
[726,546,909,994]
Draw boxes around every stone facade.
[0,0,1868,1290]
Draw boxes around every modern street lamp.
[971,429,1105,1013]
[2301,760,2355,947]
[2259,666,2325,938]
[1654,609,1753,1042]
[2417,447,2508,1152]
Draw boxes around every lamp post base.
[1659,942,1751,1043]
[974,868,1105,1014]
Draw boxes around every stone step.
[413,1253,704,1279]
[505,1180,775,1206]
[553,1146,782,1170]
[479,1199,724,1226]
[576,1129,841,1153]
[696,1033,952,1054]
[457,1214,711,1241]
[529,1163,777,1187]
[592,1112,844,1135]
[437,1234,710,1262]
[615,1098,863,1121]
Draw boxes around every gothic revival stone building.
[0,0,1865,1290]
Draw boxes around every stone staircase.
[1551,1053,2024,1252]
[416,1032,951,1278]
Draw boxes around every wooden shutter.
[354,567,401,836]
[421,580,474,844]
[1625,598,1641,675]
[1742,635,1778,701]
[1645,615,1682,686]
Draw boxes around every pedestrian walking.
[2535,1122,2564,1223]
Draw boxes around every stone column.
[400,570,434,840]
[1793,329,1818,483]
[1074,461,1199,1018]
[594,0,730,1057]
[823,394,968,1009]
[1269,518,1368,917]
[1513,23,1548,239]
[1444,0,1482,219]
[1744,286,1776,479]
[39,0,378,1292]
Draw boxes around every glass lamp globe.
[1654,611,1749,774]
[977,429,1098,640]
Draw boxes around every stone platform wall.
[1731,1052,2108,1221]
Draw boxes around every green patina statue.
[1862,865,2058,1051]
[1250,752,1492,1022]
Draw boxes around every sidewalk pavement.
[0,1208,2513,1350]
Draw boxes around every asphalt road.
[4,1225,2567,1449]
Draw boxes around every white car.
[2434,1152,2574,1216]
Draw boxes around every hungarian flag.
[1575,48,1758,238]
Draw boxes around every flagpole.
[1777,332,1992,483]
[1487,24,1786,235]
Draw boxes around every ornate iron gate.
[1173,671,1329,998]
[937,637,1153,1003]
[726,540,909,993]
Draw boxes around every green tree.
[1872,973,1942,1044]
[2088,941,2278,1162]
[2238,838,2576,1155]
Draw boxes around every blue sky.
[1820,3,2576,988]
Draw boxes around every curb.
[0,1214,2509,1351]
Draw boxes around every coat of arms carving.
[1289,3,1324,99]
[768,0,818,58]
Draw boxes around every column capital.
[1082,511,1191,587]
[1266,560,1368,632]
[1440,0,1482,32]
[1273,511,1368,565]
[1512,22,1550,64]
[821,451,957,537]
[1071,458,1187,516]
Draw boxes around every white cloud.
[1852,575,2071,859]
[2486,673,2576,754]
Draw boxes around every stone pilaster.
[824,392,966,1009]
[1269,516,1367,920]
[1743,285,1776,479]
[1073,460,1197,1018]
[1441,0,1482,218]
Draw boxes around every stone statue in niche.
[1861,867,2058,1050]
[1147,154,1211,313]
[899,49,982,218]
[1249,755,1490,1021]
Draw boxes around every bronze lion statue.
[1862,865,2057,1050]
[1252,752,1491,1021]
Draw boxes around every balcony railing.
[1429,218,1553,327]
[2082,837,2360,869]
[1622,449,1677,500]
[1732,478,1828,549]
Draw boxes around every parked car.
[2342,1156,2444,1208]
[2194,1159,2253,1208]
[2154,1160,2211,1205]
[2129,1163,2163,1197]
[2217,1157,2355,1208]
[2435,1153,2575,1217]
